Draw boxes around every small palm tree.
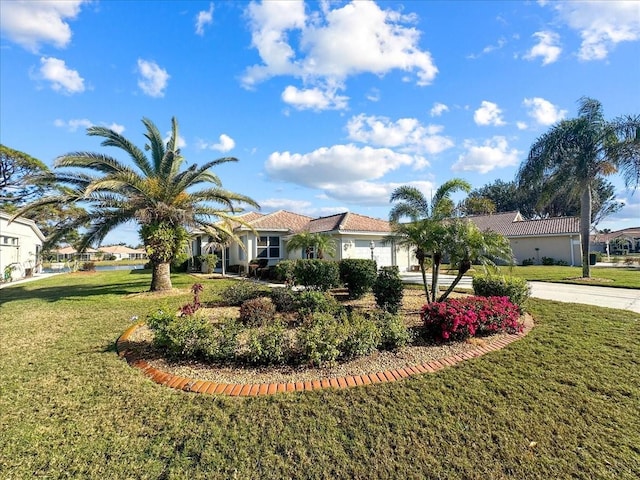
[438,220,513,301]
[518,97,640,277]
[13,117,259,291]
[389,178,471,302]
[286,232,336,259]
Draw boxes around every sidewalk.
[0,272,62,290]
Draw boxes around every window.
[1,236,18,246]
[257,236,280,259]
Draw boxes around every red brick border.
[116,318,533,397]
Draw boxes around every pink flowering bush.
[420,296,523,341]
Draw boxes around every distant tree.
[517,97,640,278]
[13,117,259,291]
[460,196,496,216]
[0,144,49,207]
[468,180,522,214]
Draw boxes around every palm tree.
[286,231,336,259]
[13,117,259,291]
[389,178,471,303]
[438,219,513,301]
[517,97,640,277]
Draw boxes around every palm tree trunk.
[150,261,172,291]
[580,184,592,278]
[430,251,441,301]
[438,260,470,301]
[418,257,431,303]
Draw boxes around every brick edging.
[116,318,534,397]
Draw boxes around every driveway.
[399,272,640,314]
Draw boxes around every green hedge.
[339,259,377,299]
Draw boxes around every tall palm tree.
[517,97,640,277]
[286,232,336,259]
[438,219,513,301]
[389,178,471,302]
[12,117,259,291]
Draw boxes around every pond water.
[43,264,145,273]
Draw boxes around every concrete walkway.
[399,272,640,314]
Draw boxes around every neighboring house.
[99,245,147,260]
[0,211,45,280]
[191,210,412,273]
[466,211,582,266]
[590,228,640,256]
[53,246,99,262]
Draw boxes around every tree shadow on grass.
[0,270,160,304]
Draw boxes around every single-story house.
[53,246,100,262]
[0,211,45,280]
[191,210,412,273]
[98,245,147,260]
[466,211,582,266]
[590,227,640,256]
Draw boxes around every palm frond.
[87,126,153,176]
[141,117,166,173]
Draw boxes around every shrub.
[472,275,530,309]
[340,312,381,359]
[221,281,263,306]
[227,264,245,274]
[147,309,213,359]
[198,254,218,274]
[339,259,377,299]
[293,259,341,291]
[245,322,289,365]
[295,290,341,318]
[373,311,412,351]
[179,283,204,316]
[555,259,569,266]
[296,313,345,366]
[421,296,522,342]
[274,260,296,284]
[239,297,277,327]
[209,317,242,362]
[270,287,297,312]
[372,266,404,314]
[521,257,535,266]
[541,256,555,266]
[80,261,96,271]
[171,251,190,272]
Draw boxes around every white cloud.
[453,136,521,174]
[524,31,561,65]
[523,97,567,126]
[243,0,438,110]
[164,132,187,149]
[281,85,349,111]
[105,123,125,134]
[195,3,214,36]
[516,121,528,130]
[260,198,347,216]
[474,101,506,126]
[39,57,85,94]
[0,0,87,52]
[212,134,235,152]
[467,37,507,59]
[265,144,419,189]
[53,118,92,132]
[366,88,380,102]
[323,180,436,206]
[429,102,449,117]
[346,114,453,156]
[136,59,169,97]
[549,1,640,61]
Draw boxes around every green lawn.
[1,271,639,479]
[499,265,640,288]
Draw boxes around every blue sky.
[1,0,639,247]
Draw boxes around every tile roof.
[591,227,640,242]
[467,212,580,237]
[54,246,99,254]
[99,245,145,254]
[236,210,313,233]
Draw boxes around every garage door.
[353,240,393,267]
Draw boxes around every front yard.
[1,270,638,479]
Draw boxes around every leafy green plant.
[373,311,412,351]
[521,257,535,266]
[296,313,345,366]
[270,287,297,312]
[209,316,242,362]
[221,281,263,306]
[245,321,289,365]
[198,253,218,274]
[239,297,276,327]
[340,313,381,359]
[295,290,341,319]
[339,259,377,299]
[274,260,296,284]
[372,266,404,314]
[472,274,530,310]
[292,259,340,291]
[80,261,96,271]
[147,309,214,359]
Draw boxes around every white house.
[0,211,46,281]
[98,245,147,260]
[191,210,412,274]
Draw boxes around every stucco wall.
[509,235,582,266]
[0,216,43,279]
